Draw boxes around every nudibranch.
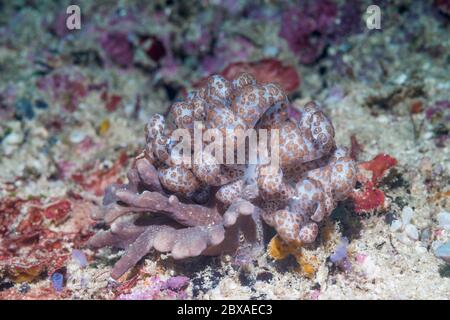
[89,73,356,279]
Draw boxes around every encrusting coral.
[88,72,357,280]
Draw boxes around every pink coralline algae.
[71,151,129,197]
[279,0,338,64]
[195,59,300,94]
[279,0,362,64]
[117,276,189,300]
[350,154,397,214]
[220,59,301,94]
[37,70,88,112]
[0,197,93,286]
[139,35,166,62]
[89,73,356,280]
[100,32,134,68]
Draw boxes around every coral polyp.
[89,73,356,279]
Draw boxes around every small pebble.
[437,211,450,231]
[72,249,88,268]
[69,131,87,144]
[51,272,64,292]
[432,164,444,177]
[3,132,24,145]
[415,245,427,254]
[405,224,419,241]
[420,227,431,243]
[423,131,433,139]
[361,256,377,279]
[263,46,278,57]
[435,241,450,263]
[394,73,407,85]
[401,207,414,225]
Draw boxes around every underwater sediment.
[0,0,449,300]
